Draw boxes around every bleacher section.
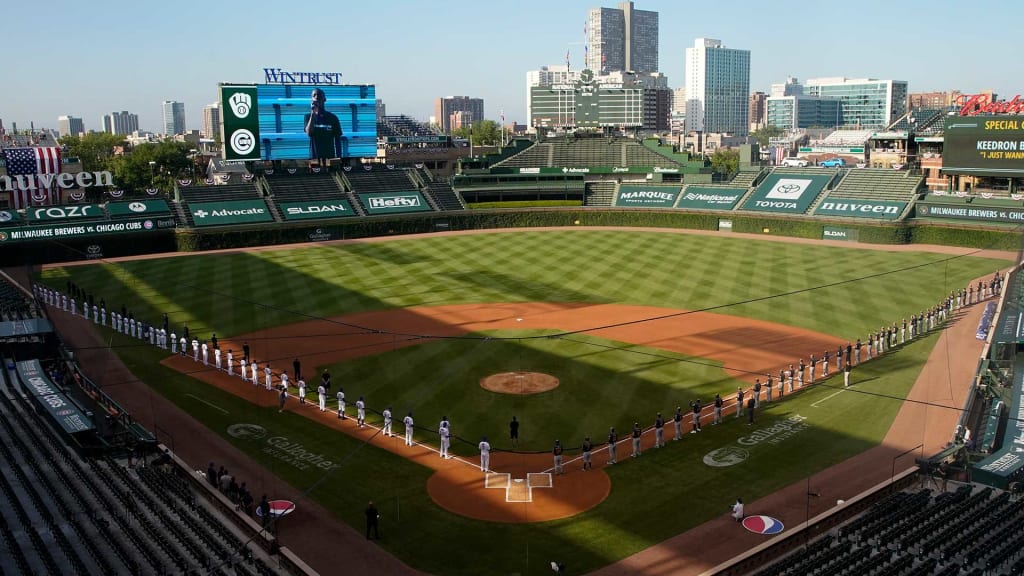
[177,183,261,203]
[377,115,441,138]
[424,181,465,210]
[726,168,765,189]
[585,181,617,206]
[263,174,346,201]
[493,137,683,170]
[341,169,418,193]
[890,109,946,133]
[0,364,287,576]
[754,485,1024,576]
[817,129,874,146]
[826,170,924,202]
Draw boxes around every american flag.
[2,147,61,208]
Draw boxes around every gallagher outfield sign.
[188,199,273,227]
[357,191,432,215]
[615,185,680,208]
[703,415,810,467]
[0,217,175,243]
[813,200,906,220]
[279,200,355,220]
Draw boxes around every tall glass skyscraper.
[804,78,908,128]
[684,38,751,136]
[161,100,186,136]
[586,2,658,74]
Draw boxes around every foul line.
[185,393,229,414]
[811,388,846,408]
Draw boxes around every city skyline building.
[804,77,907,128]
[201,102,220,140]
[57,115,84,137]
[684,38,751,136]
[585,2,659,74]
[434,96,485,133]
[101,111,139,135]
[162,100,186,136]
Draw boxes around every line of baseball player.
[34,272,1001,477]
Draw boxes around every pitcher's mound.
[480,372,559,395]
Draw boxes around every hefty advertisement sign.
[279,200,355,220]
[357,191,432,215]
[614,185,679,208]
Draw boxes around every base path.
[161,302,843,523]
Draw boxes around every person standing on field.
[673,406,683,440]
[298,378,307,404]
[581,436,593,470]
[317,383,326,412]
[713,394,724,424]
[264,363,273,391]
[654,413,665,448]
[336,387,346,418]
[403,412,414,446]
[478,436,491,472]
[356,396,366,427]
[553,440,564,474]
[509,416,520,448]
[631,422,642,457]
[690,399,702,432]
[736,387,745,417]
[606,427,618,464]
[382,406,393,437]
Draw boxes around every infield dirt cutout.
[160,302,843,523]
[480,371,559,394]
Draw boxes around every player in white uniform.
[382,406,393,437]
[170,332,177,354]
[280,372,289,391]
[298,379,307,404]
[356,396,366,427]
[336,387,346,419]
[214,347,222,369]
[201,341,209,365]
[478,436,491,472]
[250,361,259,385]
[317,384,326,411]
[226,350,234,376]
[240,358,248,381]
[439,423,451,459]
[403,412,414,446]
[264,364,273,390]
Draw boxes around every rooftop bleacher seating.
[814,129,874,146]
[263,174,346,202]
[724,168,764,189]
[342,168,418,193]
[827,169,924,202]
[494,137,684,170]
[377,115,441,138]
[178,182,261,203]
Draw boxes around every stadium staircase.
[263,198,283,222]
[173,202,194,227]
[727,167,766,189]
[585,181,617,206]
[424,181,465,210]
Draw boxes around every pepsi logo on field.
[256,500,296,518]
[742,515,784,535]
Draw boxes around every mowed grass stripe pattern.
[42,231,1008,344]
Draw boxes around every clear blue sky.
[2,0,1014,133]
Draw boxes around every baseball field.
[39,229,1011,575]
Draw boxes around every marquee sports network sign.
[614,185,679,208]
[188,200,273,227]
[357,191,432,215]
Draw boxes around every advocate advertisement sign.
[279,200,355,220]
[677,187,745,210]
[16,359,95,434]
[357,191,432,215]
[188,200,273,227]
[0,217,175,243]
[813,199,906,220]
[615,185,680,208]
[917,202,1024,223]
[943,115,1024,176]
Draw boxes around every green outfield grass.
[37,230,1011,574]
[41,230,1008,343]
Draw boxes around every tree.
[59,132,125,173]
[109,141,194,193]
[750,125,786,148]
[452,120,502,146]
[710,148,740,176]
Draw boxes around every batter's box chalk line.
[485,472,553,503]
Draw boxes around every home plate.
[514,478,524,483]
[507,481,531,502]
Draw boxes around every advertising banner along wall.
[813,199,906,220]
[0,217,175,243]
[279,199,356,220]
[357,191,432,215]
[917,202,1024,223]
[16,360,95,434]
[188,200,273,227]
[106,199,172,217]
[943,115,1024,176]
[740,174,831,214]
[676,187,745,210]
[614,185,680,208]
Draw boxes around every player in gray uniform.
[478,436,491,472]
[403,412,415,446]
[382,406,393,437]
[606,427,618,464]
[552,440,564,474]
[336,387,346,418]
[581,436,593,470]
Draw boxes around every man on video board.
[304,88,343,166]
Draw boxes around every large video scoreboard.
[220,83,377,162]
[943,115,1024,176]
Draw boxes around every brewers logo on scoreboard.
[221,85,261,161]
